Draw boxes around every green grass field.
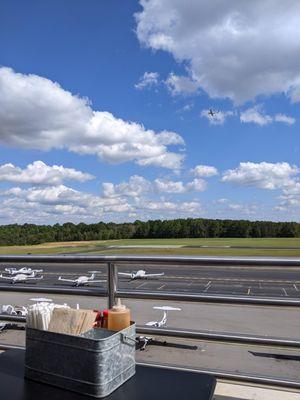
[1,237,300,257]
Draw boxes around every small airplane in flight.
[146,306,181,328]
[0,272,44,284]
[118,269,164,280]
[58,273,105,287]
[5,267,43,275]
[208,108,218,117]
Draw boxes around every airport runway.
[0,261,299,298]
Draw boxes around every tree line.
[0,218,299,246]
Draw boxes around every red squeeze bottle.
[93,310,102,328]
[102,309,108,329]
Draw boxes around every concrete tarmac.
[0,292,299,339]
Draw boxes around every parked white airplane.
[5,267,43,275]
[0,272,44,284]
[1,304,28,316]
[30,297,53,303]
[146,306,181,328]
[118,269,164,280]
[58,273,105,287]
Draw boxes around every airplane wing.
[4,268,14,274]
[144,273,164,277]
[58,277,76,283]
[0,275,13,280]
[27,276,44,280]
[153,306,181,311]
[118,272,132,277]
[145,321,158,327]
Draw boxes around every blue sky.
[0,0,299,224]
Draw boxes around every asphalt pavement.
[0,262,299,298]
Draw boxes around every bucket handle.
[121,334,137,346]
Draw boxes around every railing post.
[107,262,117,309]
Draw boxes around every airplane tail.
[5,268,14,274]
[90,273,95,280]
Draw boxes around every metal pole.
[136,326,300,348]
[108,262,117,309]
[0,344,25,351]
[0,285,107,297]
[115,289,300,307]
[0,254,300,267]
[0,315,26,322]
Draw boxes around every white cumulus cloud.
[153,178,186,194]
[0,161,93,185]
[0,67,184,169]
[185,178,207,192]
[222,162,299,190]
[240,106,295,126]
[136,1,300,104]
[135,71,159,90]
[274,113,296,125]
[240,106,272,126]
[191,165,218,177]
[0,181,204,224]
[165,73,198,96]
[103,175,152,198]
[102,174,207,197]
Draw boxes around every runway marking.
[294,284,299,292]
[282,287,288,296]
[205,281,211,288]
[135,282,147,289]
[157,284,166,290]
[144,276,300,284]
[203,283,211,293]
[247,287,251,295]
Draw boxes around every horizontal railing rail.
[0,284,107,297]
[136,326,300,348]
[115,289,300,306]
[0,254,299,389]
[0,254,300,266]
[0,284,299,306]
[1,313,299,348]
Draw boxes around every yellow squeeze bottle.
[107,299,130,331]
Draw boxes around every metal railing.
[0,254,299,389]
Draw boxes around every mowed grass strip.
[1,238,300,256]
[88,247,300,257]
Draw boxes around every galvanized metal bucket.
[25,323,136,398]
